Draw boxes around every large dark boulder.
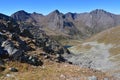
[1,40,43,66]
[1,40,23,58]
[6,21,20,34]
[19,55,43,66]
[20,29,33,38]
[0,47,9,59]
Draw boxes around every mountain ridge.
[10,9,120,40]
[0,10,118,80]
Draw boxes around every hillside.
[0,62,114,80]
[0,12,116,80]
[68,26,120,79]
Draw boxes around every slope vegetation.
[68,26,120,78]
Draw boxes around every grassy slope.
[0,61,114,80]
[86,26,120,58]
[68,26,120,79]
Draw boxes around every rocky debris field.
[67,26,120,79]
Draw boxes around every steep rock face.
[45,10,65,31]
[75,9,117,33]
[11,10,31,21]
[44,10,79,37]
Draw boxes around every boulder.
[19,55,43,66]
[0,59,5,72]
[104,78,109,80]
[0,66,5,72]
[0,59,4,66]
[11,33,19,41]
[6,21,20,34]
[1,40,23,60]
[0,47,9,59]
[9,67,18,72]
[88,76,97,80]
[0,34,7,44]
[20,29,33,38]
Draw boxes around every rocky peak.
[52,9,60,14]
[32,12,43,16]
[90,9,114,17]
[90,9,107,14]
[11,10,30,21]
[47,9,63,17]
[65,12,76,20]
[0,13,13,21]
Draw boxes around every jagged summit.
[47,9,63,16]
[0,13,12,20]
[11,10,30,21]
[90,9,107,13]
[11,10,30,16]
[90,9,114,17]
[10,9,120,39]
[52,9,60,14]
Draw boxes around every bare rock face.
[11,10,31,21]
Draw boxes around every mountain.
[67,26,120,79]
[0,13,72,66]
[11,10,31,21]
[11,9,120,40]
[0,12,115,80]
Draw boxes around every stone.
[56,55,66,62]
[0,47,9,59]
[1,40,23,57]
[60,74,66,79]
[0,34,7,44]
[0,59,5,72]
[88,76,97,80]
[9,67,18,72]
[6,21,20,34]
[0,66,5,72]
[11,33,19,41]
[20,29,33,38]
[19,55,43,66]
[104,78,109,80]
[27,56,43,66]
[0,59,4,66]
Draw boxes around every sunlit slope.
[68,26,120,78]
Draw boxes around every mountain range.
[11,9,120,39]
[0,9,120,80]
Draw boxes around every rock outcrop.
[0,13,70,66]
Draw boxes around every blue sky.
[0,0,120,15]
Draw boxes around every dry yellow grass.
[60,40,83,46]
[0,61,114,80]
[85,26,120,56]
[86,26,120,44]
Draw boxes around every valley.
[0,9,120,80]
